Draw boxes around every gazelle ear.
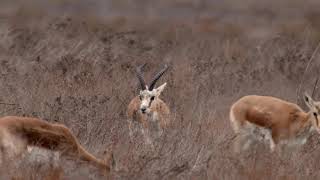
[155,82,167,96]
[304,92,315,109]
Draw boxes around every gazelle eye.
[151,96,155,101]
[139,95,142,100]
[314,112,319,126]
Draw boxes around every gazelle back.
[230,93,320,152]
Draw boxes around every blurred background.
[3,0,320,42]
[1,0,320,179]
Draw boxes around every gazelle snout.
[140,99,151,114]
[141,107,147,114]
[134,64,169,115]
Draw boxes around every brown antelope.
[0,116,111,175]
[127,64,170,144]
[230,93,320,152]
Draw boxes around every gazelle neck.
[300,112,314,133]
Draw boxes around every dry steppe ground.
[2,0,320,179]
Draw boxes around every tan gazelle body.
[0,116,112,176]
[230,93,320,152]
[127,64,170,144]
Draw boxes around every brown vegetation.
[1,0,320,179]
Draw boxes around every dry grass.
[1,0,320,179]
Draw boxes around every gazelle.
[230,93,320,152]
[127,64,170,144]
[0,116,111,175]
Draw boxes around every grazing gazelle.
[230,93,320,152]
[0,116,111,174]
[127,64,170,143]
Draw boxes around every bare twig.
[160,162,189,178]
[296,42,320,103]
[312,77,319,98]
[192,146,204,170]
[0,102,17,106]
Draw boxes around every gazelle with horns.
[127,64,170,143]
[230,91,320,152]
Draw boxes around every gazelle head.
[135,64,169,114]
[304,92,320,133]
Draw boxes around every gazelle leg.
[140,119,154,148]
[270,139,276,152]
[242,137,253,151]
[234,131,249,153]
[156,120,164,138]
[50,151,60,169]
[242,123,258,150]
[234,122,256,153]
[128,120,134,141]
[141,128,151,144]
[159,115,168,129]
[265,130,276,152]
[141,128,154,150]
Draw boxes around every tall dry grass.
[1,1,320,179]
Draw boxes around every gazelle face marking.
[139,90,156,114]
[139,83,167,114]
[127,64,171,145]
[304,93,320,133]
[134,63,168,115]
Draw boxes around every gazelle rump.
[127,64,170,143]
[229,93,320,152]
[0,116,110,173]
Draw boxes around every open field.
[1,0,320,179]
